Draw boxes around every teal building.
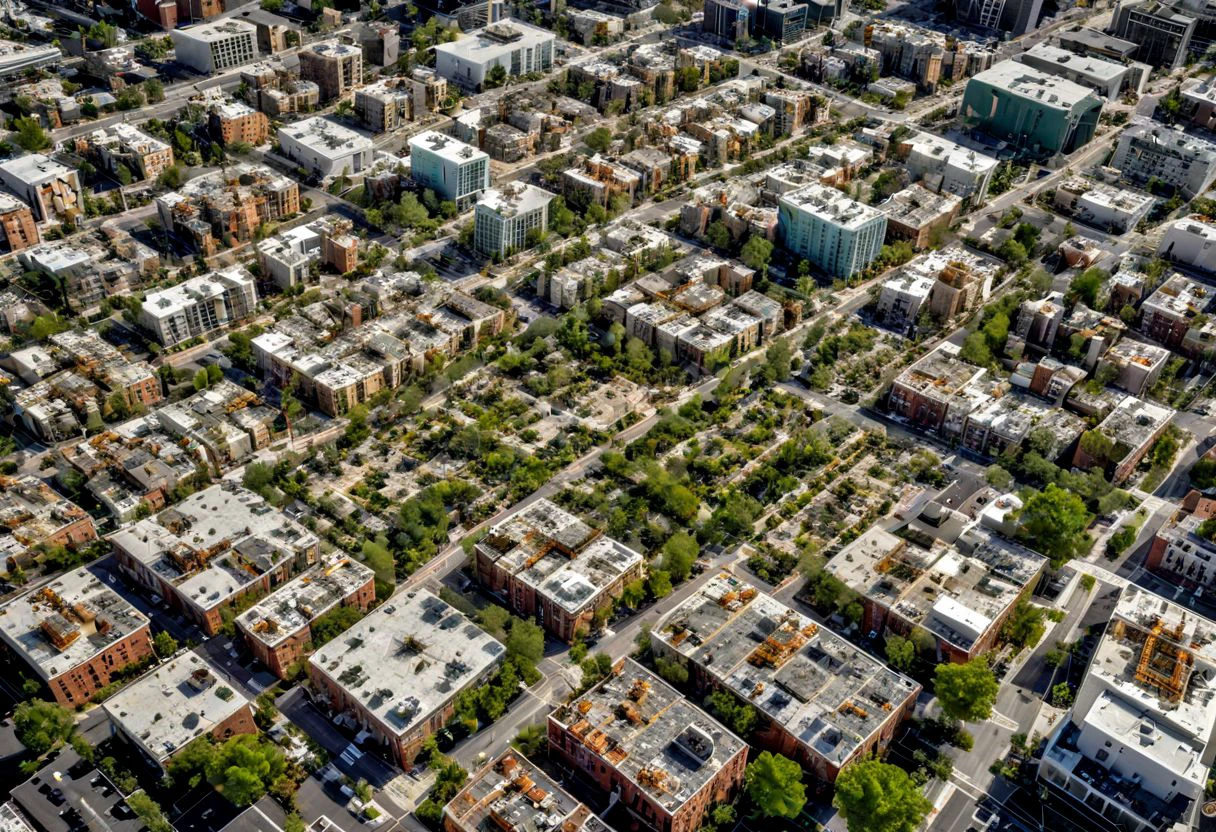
[777,183,887,279]
[961,61,1103,155]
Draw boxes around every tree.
[1000,600,1046,649]
[361,535,395,588]
[934,657,999,722]
[154,631,178,657]
[144,78,165,104]
[309,605,364,646]
[14,700,75,754]
[486,64,508,88]
[833,758,933,832]
[1018,483,1091,567]
[741,236,773,276]
[204,735,286,807]
[585,127,613,154]
[1068,267,1107,309]
[762,338,793,383]
[884,635,916,673]
[744,752,806,819]
[661,532,698,582]
[157,164,184,189]
[127,793,173,832]
[959,331,992,366]
[505,618,545,671]
[12,116,49,152]
[985,464,1013,491]
[705,221,731,251]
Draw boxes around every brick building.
[236,555,375,678]
[548,659,747,832]
[474,499,645,642]
[0,192,38,251]
[209,101,270,147]
[0,569,154,706]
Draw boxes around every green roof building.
[961,61,1103,155]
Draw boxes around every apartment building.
[300,41,364,103]
[79,124,175,182]
[0,569,153,706]
[0,192,38,251]
[1040,587,1216,832]
[433,21,555,90]
[443,752,605,832]
[104,653,256,769]
[0,474,96,573]
[1052,177,1154,234]
[1016,42,1128,101]
[110,482,319,635]
[1139,271,1212,350]
[278,116,375,179]
[1159,215,1216,275]
[1111,0,1195,69]
[651,575,919,783]
[474,499,645,642]
[548,659,747,832]
[473,183,554,258]
[208,101,270,147]
[888,341,988,434]
[236,556,375,678]
[897,132,998,207]
[0,153,83,222]
[309,589,505,765]
[171,20,259,74]
[409,131,491,210]
[156,164,299,257]
[1072,394,1174,484]
[355,79,414,133]
[138,267,258,347]
[777,183,886,278]
[1110,119,1216,198]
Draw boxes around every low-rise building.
[651,575,920,782]
[103,653,256,769]
[110,482,320,635]
[1039,586,1216,832]
[138,268,258,347]
[876,271,935,331]
[0,569,153,706]
[473,183,554,258]
[0,153,83,222]
[1159,215,1216,275]
[474,499,645,642]
[0,192,38,251]
[828,528,1046,663]
[156,165,299,256]
[443,752,606,832]
[434,20,554,90]
[0,473,97,573]
[1147,505,1216,590]
[1097,337,1171,396]
[1052,178,1154,234]
[897,132,997,207]
[548,658,748,832]
[960,393,1086,459]
[879,184,961,249]
[309,589,505,765]
[172,20,259,74]
[1110,120,1216,199]
[208,101,270,147]
[278,117,375,180]
[1016,42,1128,101]
[1139,272,1211,350]
[888,341,988,435]
[1072,394,1174,483]
[355,79,413,133]
[236,555,375,678]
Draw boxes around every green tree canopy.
[153,631,178,657]
[204,735,287,807]
[833,758,933,832]
[14,699,75,754]
[744,751,806,819]
[1018,483,1091,567]
[884,635,916,673]
[934,656,999,722]
[660,532,699,582]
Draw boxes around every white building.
[0,153,83,222]
[473,183,554,257]
[258,224,322,290]
[1053,178,1155,234]
[900,132,999,207]
[1158,215,1216,275]
[876,271,935,331]
[171,20,259,74]
[1016,42,1128,101]
[1040,586,1216,832]
[277,116,375,179]
[138,268,258,347]
[433,20,555,90]
[408,130,490,210]
[1111,119,1216,198]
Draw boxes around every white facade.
[1053,178,1155,234]
[1158,215,1216,275]
[902,132,998,206]
[139,268,258,347]
[433,20,555,89]
[258,225,322,290]
[277,117,375,179]
[876,272,935,331]
[0,153,83,221]
[473,183,554,257]
[1111,119,1216,198]
[408,131,490,210]
[171,20,259,74]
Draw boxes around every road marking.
[989,711,1020,732]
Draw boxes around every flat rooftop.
[103,653,250,764]
[174,19,257,43]
[0,568,148,683]
[476,183,554,219]
[434,20,554,63]
[969,60,1101,110]
[1090,395,1174,460]
[904,132,999,175]
[444,752,608,832]
[409,130,488,165]
[779,183,884,230]
[652,575,919,767]
[279,117,374,157]
[109,482,318,614]
[551,658,746,814]
[1021,43,1127,84]
[826,527,1046,652]
[893,342,986,400]
[236,556,374,648]
[0,152,73,184]
[476,499,643,615]
[309,589,506,740]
